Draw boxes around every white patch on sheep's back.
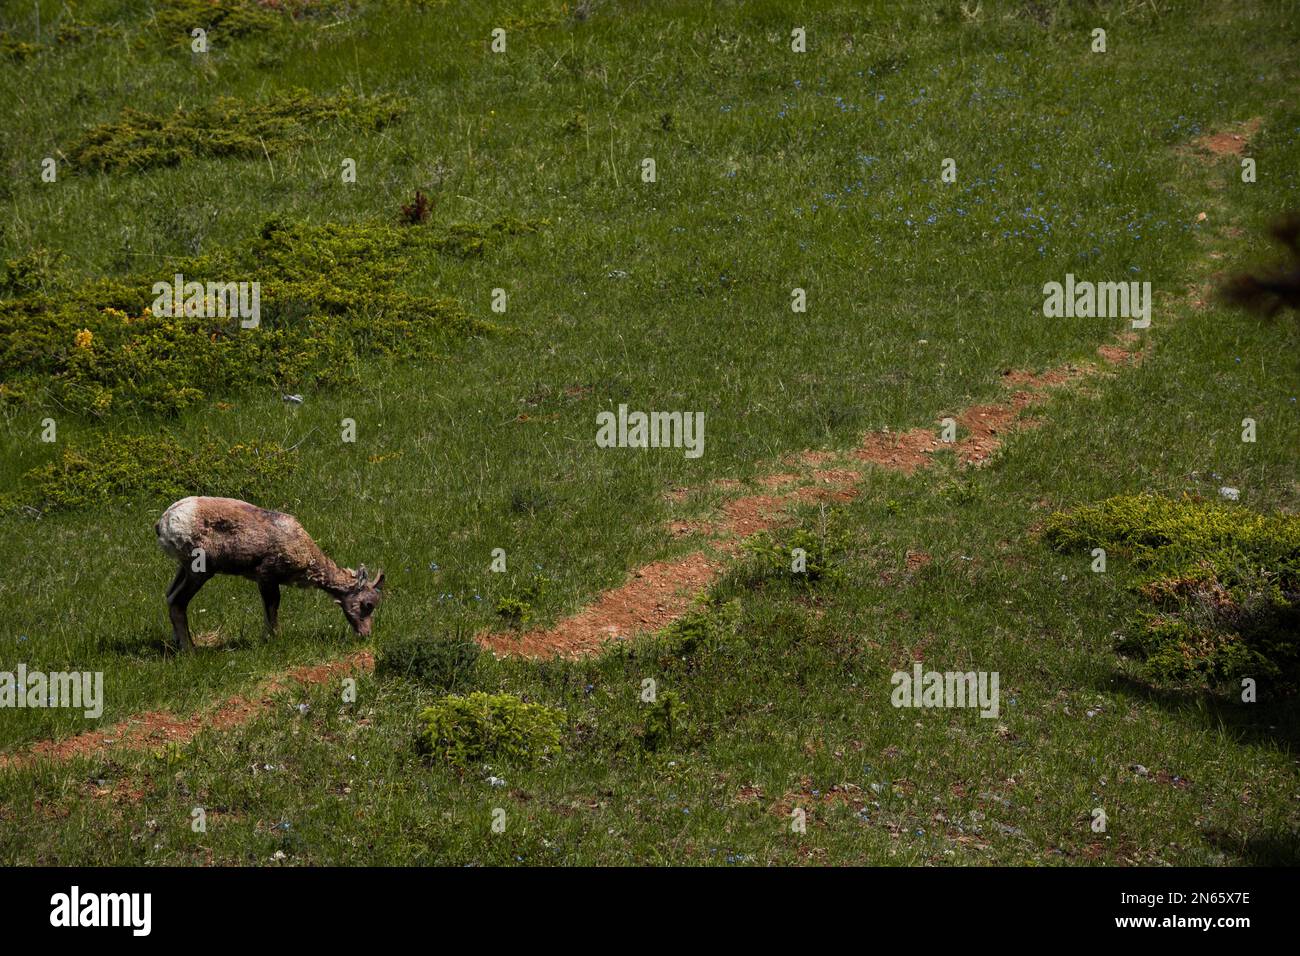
[156,496,199,560]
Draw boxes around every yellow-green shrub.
[0,218,542,417]
[5,432,297,513]
[67,88,405,174]
[418,693,565,769]
[1045,495,1299,687]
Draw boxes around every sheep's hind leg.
[259,581,281,635]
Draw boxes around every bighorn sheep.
[155,496,384,651]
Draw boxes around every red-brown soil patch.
[1000,365,1086,389]
[1097,344,1134,364]
[792,450,840,467]
[954,400,1031,465]
[793,483,858,504]
[853,427,943,473]
[0,651,373,772]
[478,552,723,660]
[718,493,787,537]
[812,467,862,485]
[1098,329,1150,365]
[669,519,704,537]
[1191,117,1263,158]
[85,777,154,802]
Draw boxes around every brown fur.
[155,496,384,651]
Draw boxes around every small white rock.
[1219,487,1240,501]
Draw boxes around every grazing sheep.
[155,496,384,651]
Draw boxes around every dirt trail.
[476,339,1141,661]
[479,553,723,659]
[0,652,373,772]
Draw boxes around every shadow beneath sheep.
[98,626,264,658]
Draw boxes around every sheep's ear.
[373,570,385,590]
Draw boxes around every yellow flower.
[74,329,93,349]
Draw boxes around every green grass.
[0,0,1297,865]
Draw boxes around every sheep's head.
[337,565,385,637]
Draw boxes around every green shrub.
[658,598,741,658]
[640,691,682,753]
[1045,495,1300,687]
[376,631,480,691]
[1,248,65,297]
[6,432,297,513]
[0,217,543,418]
[1043,494,1300,586]
[148,0,291,46]
[418,693,565,769]
[67,88,405,174]
[0,33,39,61]
[739,524,847,586]
[494,574,552,627]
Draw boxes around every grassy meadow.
[0,0,1297,865]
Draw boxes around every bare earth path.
[0,652,373,772]
[479,340,1141,661]
[0,331,1153,772]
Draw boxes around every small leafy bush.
[376,631,480,691]
[494,572,554,627]
[67,88,405,174]
[147,0,337,47]
[1,248,64,296]
[1045,495,1300,687]
[739,523,847,587]
[418,693,565,769]
[659,598,741,658]
[3,432,296,513]
[640,691,682,753]
[0,217,544,419]
[612,598,742,675]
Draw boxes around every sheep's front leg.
[165,567,188,649]
[259,581,281,635]
[166,569,207,652]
